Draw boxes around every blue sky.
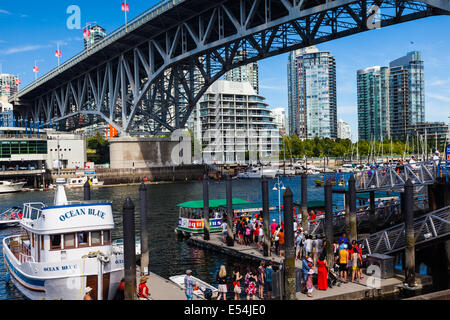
[1,1,449,139]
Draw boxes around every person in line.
[301,255,311,294]
[295,231,303,260]
[222,219,228,244]
[306,268,314,297]
[184,270,195,300]
[138,275,150,300]
[339,243,349,283]
[273,227,280,256]
[338,233,348,246]
[317,254,328,291]
[217,265,228,300]
[257,223,264,251]
[305,234,313,257]
[265,262,274,300]
[278,228,285,258]
[232,265,242,300]
[270,219,278,235]
[257,261,266,300]
[83,286,93,300]
[245,267,257,300]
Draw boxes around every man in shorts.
[339,244,349,283]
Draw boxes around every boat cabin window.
[51,235,62,250]
[102,230,110,245]
[77,232,89,247]
[91,231,101,246]
[64,233,76,249]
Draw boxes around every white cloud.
[0,9,11,15]
[0,44,51,55]
[427,93,450,103]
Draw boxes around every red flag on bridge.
[15,78,21,85]
[55,50,62,58]
[33,66,39,73]
[121,2,129,12]
[4,86,10,92]
[83,29,91,40]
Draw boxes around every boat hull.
[0,182,26,194]
[3,239,124,300]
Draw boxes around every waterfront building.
[83,25,107,49]
[406,122,450,152]
[357,66,390,141]
[193,80,281,165]
[337,119,351,140]
[224,50,259,94]
[389,51,425,140]
[271,108,289,136]
[288,46,337,139]
[0,74,19,99]
[0,122,86,172]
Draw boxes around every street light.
[272,176,286,225]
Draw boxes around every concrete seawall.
[50,165,206,185]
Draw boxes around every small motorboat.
[169,275,219,299]
[112,237,142,256]
[0,207,23,228]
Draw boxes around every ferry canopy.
[176,198,251,209]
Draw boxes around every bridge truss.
[15,0,450,135]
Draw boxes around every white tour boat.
[0,181,26,194]
[2,178,124,300]
[67,176,104,189]
[236,166,278,179]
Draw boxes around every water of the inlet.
[0,175,344,300]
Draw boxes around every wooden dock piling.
[324,179,334,268]
[123,197,137,300]
[301,173,308,233]
[283,187,296,300]
[226,175,234,246]
[404,179,416,288]
[262,176,271,257]
[348,175,358,241]
[203,174,210,241]
[84,180,91,201]
[139,182,150,276]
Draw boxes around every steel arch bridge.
[11,0,450,135]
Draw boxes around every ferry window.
[77,232,89,247]
[64,233,76,249]
[102,230,110,245]
[91,231,101,246]
[50,235,62,250]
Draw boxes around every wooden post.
[324,179,334,268]
[348,175,358,241]
[404,179,416,288]
[344,191,350,236]
[139,182,149,276]
[226,175,234,246]
[123,197,137,300]
[84,180,91,201]
[262,176,271,257]
[301,173,308,233]
[283,187,296,300]
[369,191,376,234]
[203,174,210,241]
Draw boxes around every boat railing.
[23,202,45,221]
[19,252,35,264]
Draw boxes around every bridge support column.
[404,179,416,288]
[226,175,234,246]
[324,179,334,269]
[348,175,357,241]
[301,173,308,233]
[369,191,376,234]
[283,187,296,300]
[203,174,210,241]
[262,176,271,257]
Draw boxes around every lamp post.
[272,176,286,225]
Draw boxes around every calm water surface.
[0,175,344,300]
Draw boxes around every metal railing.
[308,203,403,236]
[357,205,450,255]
